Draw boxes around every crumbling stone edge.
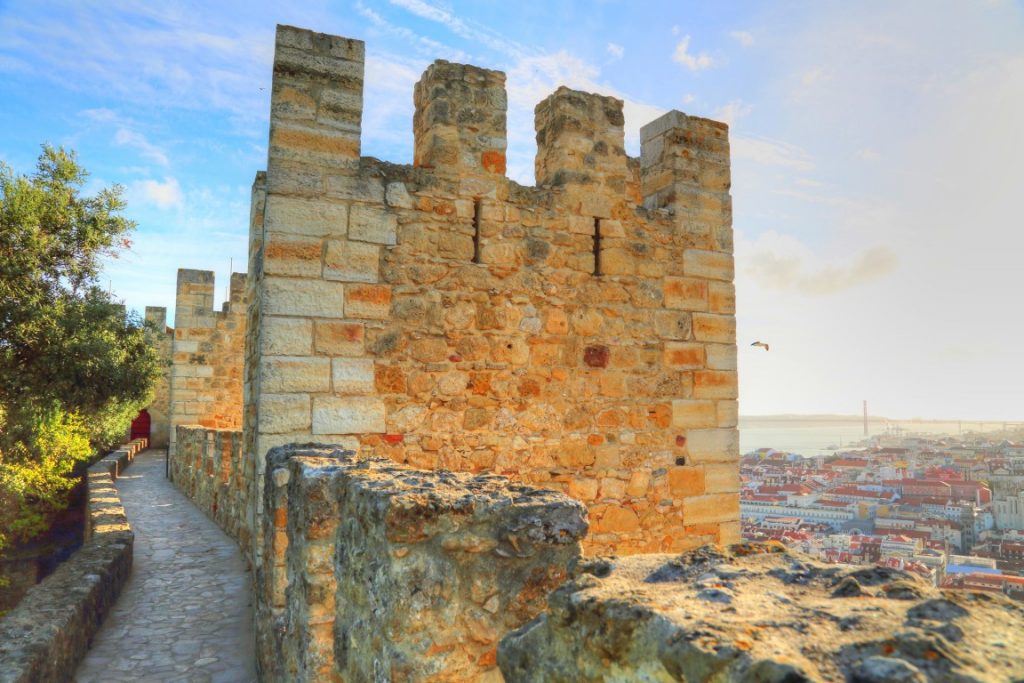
[0,438,147,683]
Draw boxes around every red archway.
[130,409,151,443]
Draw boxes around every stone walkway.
[76,449,256,683]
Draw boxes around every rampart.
[242,25,740,560]
[0,439,145,683]
[168,269,247,456]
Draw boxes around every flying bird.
[751,341,770,351]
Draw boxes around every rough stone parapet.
[0,441,143,683]
[171,426,249,552]
[255,443,587,682]
[498,542,1024,682]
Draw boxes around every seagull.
[751,341,770,351]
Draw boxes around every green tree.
[0,145,161,554]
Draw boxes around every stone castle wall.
[143,306,173,448]
[168,269,248,456]
[243,25,740,558]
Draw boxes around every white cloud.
[114,128,169,166]
[672,36,714,71]
[714,99,752,126]
[386,0,528,58]
[732,135,815,170]
[800,66,832,86]
[730,30,754,47]
[740,231,898,296]
[129,177,183,209]
[857,147,881,161]
[606,43,624,61]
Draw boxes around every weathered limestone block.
[499,543,1024,682]
[256,444,588,682]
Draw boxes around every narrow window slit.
[593,217,602,276]
[472,199,482,264]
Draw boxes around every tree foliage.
[0,145,161,552]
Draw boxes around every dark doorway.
[130,409,151,443]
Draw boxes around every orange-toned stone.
[667,466,704,497]
[481,150,506,174]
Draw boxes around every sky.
[1,1,1022,421]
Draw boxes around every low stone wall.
[256,444,589,682]
[0,439,146,683]
[498,543,1024,682]
[171,426,249,552]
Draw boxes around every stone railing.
[255,444,589,682]
[0,439,146,683]
[171,426,249,553]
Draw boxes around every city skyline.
[1,1,1022,420]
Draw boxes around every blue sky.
[2,1,1023,420]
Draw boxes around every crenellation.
[534,86,629,203]
[268,25,365,194]
[413,59,508,181]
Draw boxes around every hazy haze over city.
[1,0,1021,421]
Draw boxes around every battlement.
[168,269,249,455]
[245,24,738,560]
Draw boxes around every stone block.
[694,370,738,399]
[664,342,704,369]
[261,317,314,356]
[263,232,324,277]
[663,277,707,310]
[654,311,692,340]
[349,205,397,245]
[707,281,735,314]
[692,313,735,343]
[671,399,717,429]
[264,277,345,318]
[331,358,375,394]
[259,393,312,434]
[314,321,364,356]
[686,428,739,464]
[705,343,737,370]
[716,400,738,428]
[703,463,740,493]
[324,239,380,283]
[667,466,704,497]
[683,493,740,525]
[311,396,386,434]
[684,249,733,281]
[344,284,391,319]
[261,356,331,394]
[264,196,348,237]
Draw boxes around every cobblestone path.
[76,449,256,683]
